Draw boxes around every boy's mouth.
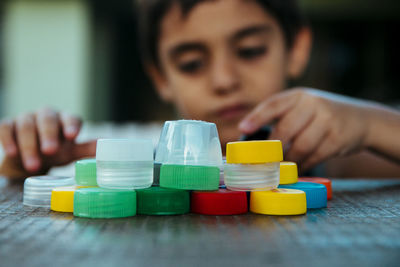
[216,103,251,121]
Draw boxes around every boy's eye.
[178,60,204,74]
[237,46,267,60]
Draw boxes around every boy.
[1,0,400,179]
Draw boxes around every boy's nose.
[210,54,240,95]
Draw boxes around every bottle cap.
[160,164,219,190]
[155,120,223,166]
[279,182,327,209]
[224,162,279,191]
[226,140,283,164]
[96,139,154,189]
[250,189,307,215]
[50,186,91,212]
[96,139,153,161]
[73,188,136,218]
[23,176,75,207]
[136,187,189,215]
[279,162,298,185]
[75,159,97,186]
[191,189,248,215]
[299,177,332,200]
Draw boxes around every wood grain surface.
[1,177,400,267]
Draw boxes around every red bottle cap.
[191,189,248,215]
[298,177,332,200]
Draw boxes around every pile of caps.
[22,120,332,218]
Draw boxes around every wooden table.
[1,177,400,267]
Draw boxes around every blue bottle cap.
[279,182,327,209]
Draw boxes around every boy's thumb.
[72,140,97,160]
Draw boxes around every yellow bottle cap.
[279,162,298,184]
[250,189,307,215]
[226,140,283,164]
[51,186,91,213]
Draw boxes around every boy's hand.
[0,108,96,179]
[239,88,374,172]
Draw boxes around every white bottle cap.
[23,176,75,207]
[155,120,223,166]
[96,138,154,161]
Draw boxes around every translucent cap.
[23,176,75,207]
[155,120,223,166]
[96,139,153,161]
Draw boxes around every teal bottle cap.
[160,164,219,190]
[73,188,136,218]
[75,159,97,186]
[136,187,190,215]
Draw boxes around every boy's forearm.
[365,104,400,164]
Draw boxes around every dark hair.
[136,0,306,69]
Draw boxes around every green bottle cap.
[136,187,190,215]
[160,164,219,190]
[75,159,97,186]
[73,188,136,218]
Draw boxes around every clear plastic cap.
[155,120,223,166]
[96,138,154,161]
[23,176,75,207]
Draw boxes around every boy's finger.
[300,135,339,172]
[72,140,97,160]
[285,114,328,163]
[60,112,82,140]
[0,119,18,157]
[36,109,60,155]
[15,114,41,172]
[268,103,314,146]
[239,90,298,134]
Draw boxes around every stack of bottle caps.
[22,120,331,218]
[278,162,329,209]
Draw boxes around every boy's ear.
[287,27,312,79]
[146,64,174,102]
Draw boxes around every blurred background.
[0,0,399,122]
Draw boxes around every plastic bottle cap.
[136,187,189,215]
[23,176,75,207]
[96,160,153,190]
[224,162,279,191]
[155,120,223,166]
[75,159,97,186]
[73,188,136,218]
[96,139,154,189]
[191,189,248,215]
[160,164,219,190]
[250,189,307,215]
[50,186,91,212]
[299,177,332,200]
[226,140,283,164]
[279,182,327,209]
[279,162,298,185]
[96,139,153,161]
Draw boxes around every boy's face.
[150,0,305,147]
